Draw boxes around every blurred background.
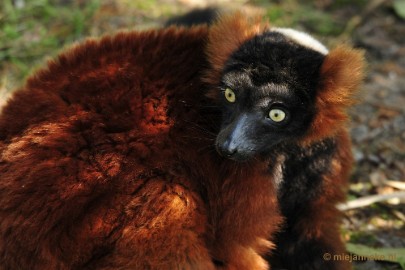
[0,0,404,269]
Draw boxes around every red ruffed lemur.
[0,11,363,270]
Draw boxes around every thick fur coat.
[0,13,363,270]
[0,24,280,270]
[203,14,364,270]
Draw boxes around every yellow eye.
[224,88,236,103]
[269,108,286,122]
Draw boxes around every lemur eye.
[268,108,286,122]
[224,88,236,103]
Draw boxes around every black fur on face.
[215,32,326,161]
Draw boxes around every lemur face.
[215,30,327,161]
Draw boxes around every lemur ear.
[302,45,365,144]
[204,12,268,98]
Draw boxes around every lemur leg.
[270,134,352,270]
[216,245,269,270]
[88,177,215,270]
[208,162,282,270]
[0,130,214,270]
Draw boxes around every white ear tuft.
[271,28,329,55]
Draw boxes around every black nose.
[218,139,237,158]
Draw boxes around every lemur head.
[204,13,364,161]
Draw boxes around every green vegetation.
[349,231,380,246]
[261,2,344,35]
[0,0,187,92]
[347,243,405,269]
[0,0,368,92]
[0,0,99,91]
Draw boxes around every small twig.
[390,209,405,223]
[343,189,405,223]
[338,191,405,211]
[384,180,405,191]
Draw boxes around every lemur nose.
[220,139,238,157]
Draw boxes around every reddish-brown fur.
[287,46,363,270]
[294,131,353,270]
[0,24,281,269]
[0,12,364,270]
[303,46,365,145]
[296,46,363,269]
[204,12,268,98]
[201,14,364,270]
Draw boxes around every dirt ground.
[346,4,405,268]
